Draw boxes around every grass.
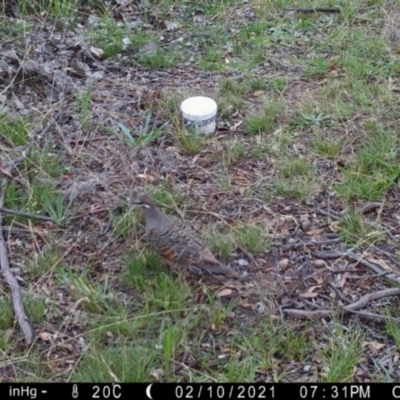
[0,0,400,384]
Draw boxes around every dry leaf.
[39,331,52,341]
[90,46,104,58]
[306,228,326,235]
[278,258,289,268]
[339,272,349,288]
[299,292,318,298]
[150,368,164,380]
[329,221,341,232]
[5,328,14,341]
[308,285,322,292]
[217,288,233,297]
[363,341,386,351]
[0,164,13,179]
[137,173,155,182]
[58,342,74,352]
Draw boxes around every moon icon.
[146,384,153,400]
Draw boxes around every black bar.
[1,383,399,400]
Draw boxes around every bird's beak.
[131,199,142,205]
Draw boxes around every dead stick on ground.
[0,112,62,345]
[284,308,400,324]
[284,288,400,323]
[284,7,341,14]
[313,250,400,287]
[344,288,400,311]
[0,179,35,345]
[0,207,55,222]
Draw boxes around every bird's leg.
[188,265,202,275]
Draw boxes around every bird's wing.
[148,219,218,266]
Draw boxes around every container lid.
[180,96,217,121]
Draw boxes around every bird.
[131,194,240,279]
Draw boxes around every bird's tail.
[203,262,239,279]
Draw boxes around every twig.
[0,207,55,222]
[313,250,347,259]
[346,251,400,286]
[283,288,400,323]
[284,7,340,14]
[313,250,400,286]
[344,288,400,311]
[346,271,391,280]
[287,237,342,249]
[326,282,351,304]
[355,202,383,214]
[381,227,399,244]
[284,307,400,324]
[314,208,343,221]
[345,309,400,324]
[66,207,109,221]
[0,179,35,345]
[0,112,61,346]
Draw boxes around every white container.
[180,96,218,134]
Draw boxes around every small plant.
[305,58,331,77]
[244,114,272,135]
[67,271,114,314]
[275,178,319,201]
[219,78,247,96]
[218,95,245,117]
[244,102,285,135]
[41,192,74,226]
[105,110,169,147]
[266,77,289,93]
[321,322,364,382]
[163,324,175,375]
[386,310,400,348]
[26,246,62,277]
[235,225,268,253]
[203,231,235,260]
[0,298,14,330]
[221,140,245,166]
[0,115,29,146]
[277,157,314,179]
[125,252,163,291]
[334,169,392,202]
[251,138,271,158]
[112,207,142,239]
[339,212,384,246]
[76,86,92,128]
[299,111,333,127]
[312,134,342,158]
[177,129,204,154]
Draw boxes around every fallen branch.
[0,207,55,222]
[284,307,400,324]
[344,288,400,311]
[326,281,351,304]
[287,237,342,249]
[313,250,400,287]
[0,111,62,345]
[355,202,383,214]
[283,288,400,323]
[0,179,35,345]
[345,309,400,324]
[284,7,340,14]
[314,208,343,221]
